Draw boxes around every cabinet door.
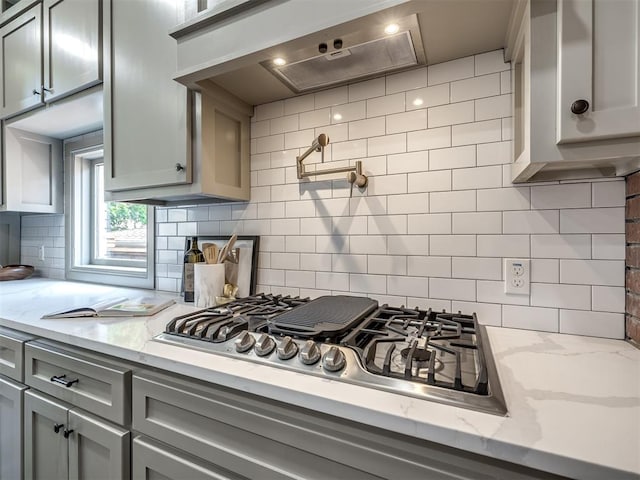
[132,436,244,480]
[43,0,102,103]
[3,126,63,213]
[68,409,130,480]
[557,0,640,143]
[0,4,43,118]
[104,0,192,192]
[24,390,69,480]
[0,375,27,480]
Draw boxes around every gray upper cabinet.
[0,4,42,118]
[42,0,102,103]
[0,0,101,119]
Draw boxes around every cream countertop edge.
[1,278,638,480]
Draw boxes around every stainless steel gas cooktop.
[154,294,507,416]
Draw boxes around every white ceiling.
[210,0,514,106]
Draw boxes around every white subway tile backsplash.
[284,94,314,115]
[531,283,591,310]
[531,259,560,283]
[531,183,591,209]
[477,234,530,257]
[592,180,625,207]
[531,234,591,259]
[428,56,475,86]
[406,84,449,110]
[428,101,474,128]
[367,133,406,156]
[502,305,559,332]
[429,145,475,170]
[452,257,502,280]
[477,141,511,166]
[429,278,476,301]
[430,190,476,212]
[452,165,502,190]
[315,86,348,108]
[144,51,624,339]
[408,213,452,234]
[503,210,559,234]
[592,234,625,260]
[452,212,502,234]
[407,256,451,277]
[388,151,429,174]
[559,309,624,339]
[452,301,502,326]
[367,215,407,235]
[477,187,530,211]
[350,274,387,294]
[386,68,429,94]
[560,259,624,286]
[387,275,429,298]
[475,94,511,121]
[592,286,625,313]
[430,235,476,256]
[560,207,624,234]
[450,74,500,102]
[386,109,428,134]
[387,235,429,255]
[477,280,529,306]
[475,50,509,76]
[367,92,405,117]
[407,126,451,151]
[349,117,386,140]
[407,170,451,193]
[349,77,385,102]
[331,102,366,124]
[452,119,502,146]
[368,255,407,275]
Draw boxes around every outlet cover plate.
[504,258,530,295]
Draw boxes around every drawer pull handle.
[53,423,63,434]
[63,429,74,439]
[50,374,79,388]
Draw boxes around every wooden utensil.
[217,234,237,264]
[203,244,219,264]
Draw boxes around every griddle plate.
[269,295,378,338]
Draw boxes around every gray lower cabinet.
[24,389,130,480]
[132,435,244,480]
[0,374,27,480]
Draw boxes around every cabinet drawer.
[25,341,131,425]
[0,326,34,381]
[133,374,381,480]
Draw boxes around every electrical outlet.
[504,258,530,295]
[38,245,45,262]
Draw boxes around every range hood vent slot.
[267,31,418,93]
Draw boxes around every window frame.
[65,131,155,288]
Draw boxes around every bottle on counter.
[183,236,205,302]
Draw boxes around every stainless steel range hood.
[260,14,425,93]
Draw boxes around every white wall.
[155,49,626,339]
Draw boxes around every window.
[65,132,154,288]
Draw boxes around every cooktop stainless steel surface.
[154,294,507,416]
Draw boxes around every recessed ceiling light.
[412,98,424,106]
[333,113,343,121]
[273,57,286,66]
[384,23,400,35]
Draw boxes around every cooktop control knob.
[299,340,321,365]
[277,336,298,360]
[254,333,276,357]
[234,331,255,353]
[322,346,346,372]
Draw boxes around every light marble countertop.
[1,278,638,479]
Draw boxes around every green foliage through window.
[106,203,147,231]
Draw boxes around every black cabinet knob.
[175,163,185,172]
[63,429,74,439]
[570,99,589,115]
[53,423,63,433]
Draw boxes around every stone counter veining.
[1,278,638,479]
